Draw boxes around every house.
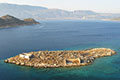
[64,58,81,65]
[19,53,33,60]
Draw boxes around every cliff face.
[0,15,40,28]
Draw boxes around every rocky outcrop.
[0,15,40,28]
[4,48,116,68]
[23,18,39,24]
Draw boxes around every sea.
[0,20,120,80]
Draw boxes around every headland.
[0,14,40,28]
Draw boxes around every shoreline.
[4,48,116,68]
[0,24,40,29]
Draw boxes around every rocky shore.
[4,48,116,68]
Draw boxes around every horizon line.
[0,2,120,14]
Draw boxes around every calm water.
[0,20,120,80]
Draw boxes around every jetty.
[4,48,116,68]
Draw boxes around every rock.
[29,63,34,67]
[16,62,20,65]
[24,18,39,24]
[20,63,25,66]
[4,60,8,63]
[12,61,16,64]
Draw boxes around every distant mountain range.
[0,3,120,20]
[0,15,39,28]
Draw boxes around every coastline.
[0,23,40,29]
[4,48,116,68]
[102,19,120,22]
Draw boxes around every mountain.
[0,14,40,28]
[0,3,120,20]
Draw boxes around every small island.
[4,48,116,68]
[0,14,40,28]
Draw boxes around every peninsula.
[110,18,120,21]
[4,48,116,68]
[103,18,120,21]
[0,15,40,28]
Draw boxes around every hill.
[0,3,120,20]
[0,14,40,28]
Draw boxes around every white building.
[19,53,33,60]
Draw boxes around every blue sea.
[0,20,120,80]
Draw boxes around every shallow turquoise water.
[0,20,120,80]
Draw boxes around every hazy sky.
[0,0,120,13]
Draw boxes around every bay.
[0,20,120,80]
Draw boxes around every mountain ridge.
[0,3,120,20]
